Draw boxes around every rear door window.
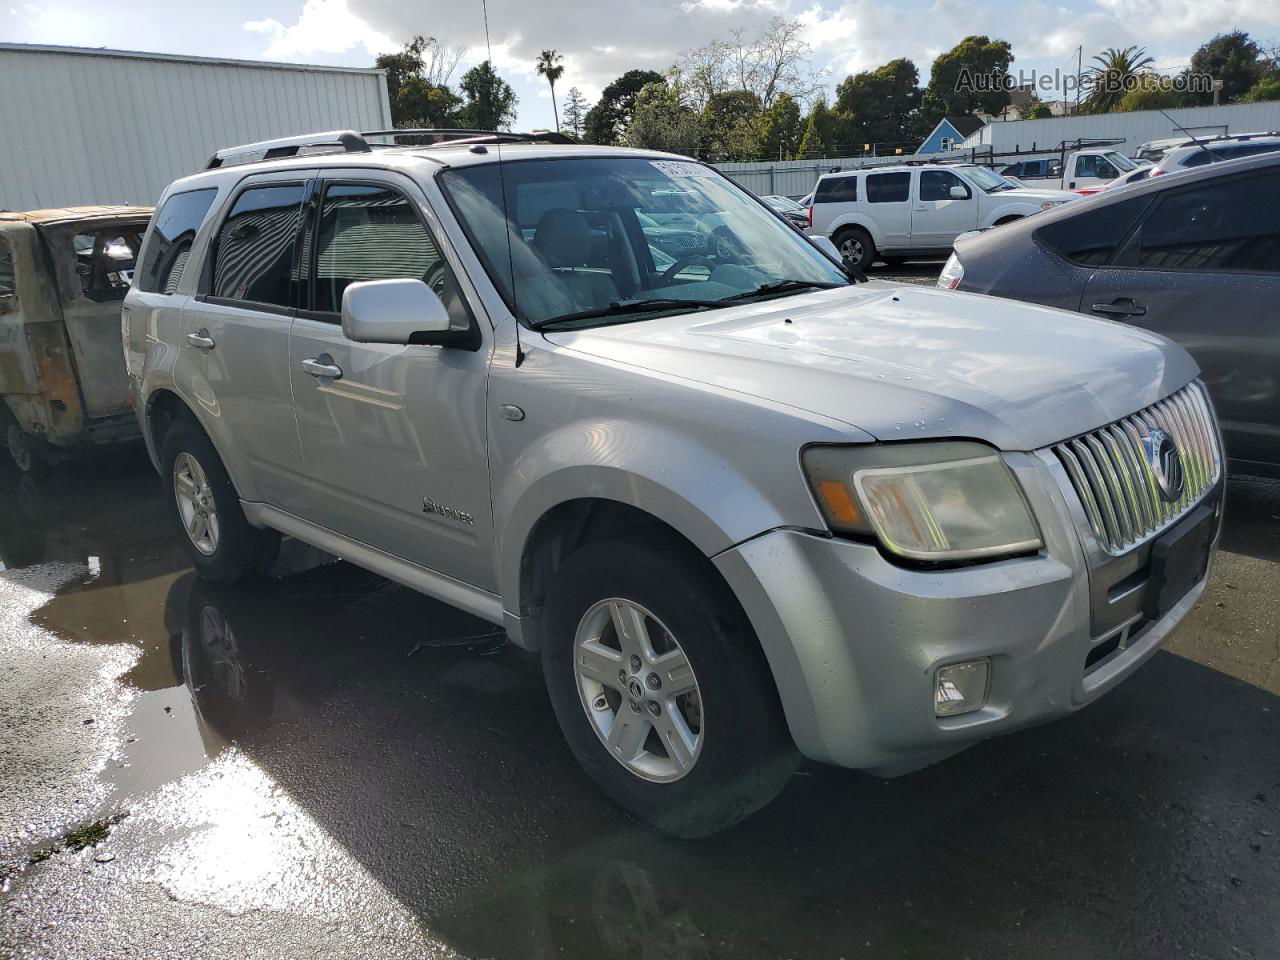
[1035,196,1151,265]
[1135,172,1280,273]
[866,172,910,203]
[138,188,217,294]
[211,184,306,308]
[815,176,858,203]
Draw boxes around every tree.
[921,36,1013,123]
[1026,101,1053,119]
[760,92,803,160]
[458,61,519,131]
[701,90,764,160]
[1188,31,1265,104]
[1243,74,1280,103]
[834,58,922,152]
[626,81,702,155]
[583,69,665,144]
[1115,74,1187,112]
[376,35,465,127]
[1081,46,1155,114]
[796,99,837,158]
[535,50,565,131]
[675,16,823,112]
[562,87,590,138]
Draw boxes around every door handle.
[1090,299,1147,318]
[300,357,343,380]
[186,330,216,350]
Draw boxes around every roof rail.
[205,130,371,170]
[360,128,578,146]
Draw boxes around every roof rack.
[205,130,370,169]
[360,128,578,146]
[203,127,580,171]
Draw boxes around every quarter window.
[0,239,14,302]
[312,183,469,329]
[1036,196,1150,266]
[866,172,910,203]
[920,171,970,201]
[138,188,217,294]
[212,184,306,307]
[814,176,857,203]
[1136,173,1280,273]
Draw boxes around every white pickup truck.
[808,163,1079,270]
[998,149,1149,194]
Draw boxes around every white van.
[808,164,1078,270]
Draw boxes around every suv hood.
[544,283,1198,451]
[1003,187,1080,202]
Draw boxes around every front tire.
[161,419,279,583]
[832,226,874,273]
[542,538,797,837]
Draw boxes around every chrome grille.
[1051,382,1220,554]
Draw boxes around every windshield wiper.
[719,279,846,302]
[530,298,726,330]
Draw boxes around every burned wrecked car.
[0,205,150,470]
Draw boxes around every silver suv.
[125,129,1224,836]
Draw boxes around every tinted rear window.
[1185,142,1280,167]
[815,176,857,203]
[866,172,910,203]
[1035,196,1150,266]
[211,184,305,307]
[1137,172,1280,273]
[138,188,217,294]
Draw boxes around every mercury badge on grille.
[1143,429,1186,503]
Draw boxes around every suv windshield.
[440,156,847,329]
[963,166,1017,193]
[1105,151,1138,172]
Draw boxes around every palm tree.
[536,50,565,131]
[1083,46,1156,114]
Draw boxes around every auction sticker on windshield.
[650,160,716,178]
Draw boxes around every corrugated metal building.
[715,155,910,198]
[0,43,392,211]
[960,101,1280,155]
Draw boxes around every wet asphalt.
[2,311,1279,958]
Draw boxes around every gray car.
[941,151,1280,478]
[125,130,1224,836]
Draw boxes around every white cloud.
[244,0,394,59]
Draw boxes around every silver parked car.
[125,129,1224,836]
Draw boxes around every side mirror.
[341,278,455,347]
[809,235,841,260]
[949,186,969,200]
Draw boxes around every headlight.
[937,253,964,289]
[802,442,1043,561]
[1040,200,1066,209]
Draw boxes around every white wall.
[962,101,1280,155]
[0,44,392,211]
[714,155,912,198]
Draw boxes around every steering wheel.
[659,256,716,285]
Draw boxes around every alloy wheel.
[839,237,864,262]
[173,452,220,556]
[573,598,704,783]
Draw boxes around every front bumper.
[714,451,1223,770]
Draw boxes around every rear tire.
[2,408,43,474]
[160,419,279,583]
[542,537,798,838]
[832,226,875,273]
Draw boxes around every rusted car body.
[0,205,151,469]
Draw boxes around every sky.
[4,0,1279,132]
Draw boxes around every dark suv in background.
[941,152,1280,478]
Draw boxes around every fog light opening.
[935,660,990,717]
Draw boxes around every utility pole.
[1075,45,1082,114]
